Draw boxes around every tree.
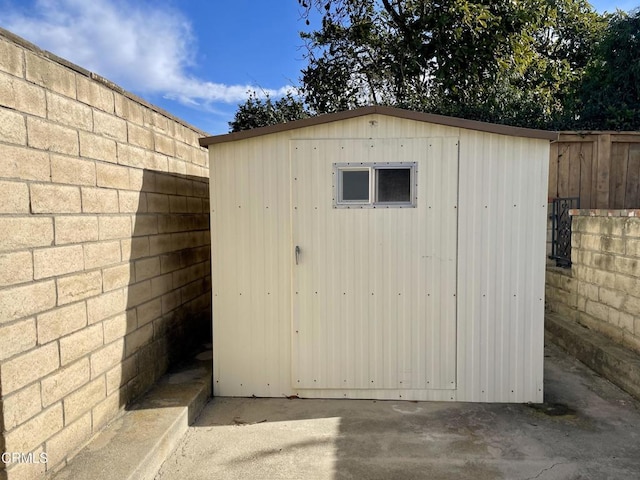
[573,9,640,130]
[297,0,606,128]
[229,91,310,132]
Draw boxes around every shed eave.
[199,106,558,147]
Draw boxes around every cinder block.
[51,154,96,186]
[55,215,99,245]
[25,51,76,97]
[127,123,153,150]
[41,358,90,406]
[128,167,146,191]
[154,133,175,156]
[0,37,24,76]
[45,412,92,467]
[592,268,616,287]
[90,339,125,378]
[152,172,177,194]
[0,144,50,181]
[79,130,117,163]
[114,95,144,125]
[169,195,188,213]
[34,244,84,279]
[99,215,132,240]
[106,355,137,395]
[3,403,63,456]
[30,183,81,213]
[627,239,640,258]
[149,234,174,255]
[133,214,159,236]
[0,71,46,117]
[87,288,125,324]
[1,383,42,431]
[620,311,635,332]
[187,197,203,213]
[0,318,36,361]
[91,389,124,432]
[624,218,640,238]
[125,323,153,358]
[37,301,87,344]
[0,342,59,394]
[144,109,171,134]
[151,273,173,298]
[102,311,136,343]
[126,280,152,308]
[27,117,79,155]
[601,236,626,255]
[168,157,187,175]
[46,91,93,130]
[585,299,609,322]
[147,193,170,213]
[135,257,160,282]
[59,324,103,365]
[92,109,127,142]
[83,240,121,269]
[0,181,29,214]
[81,186,119,213]
[56,270,102,305]
[0,280,56,325]
[161,290,180,314]
[136,298,162,327]
[64,377,106,424]
[0,251,32,287]
[96,162,130,189]
[77,75,114,113]
[192,180,209,198]
[119,190,146,213]
[175,177,193,196]
[615,256,640,277]
[622,295,640,317]
[118,143,150,169]
[121,236,150,261]
[614,273,639,297]
[0,107,26,145]
[102,263,131,292]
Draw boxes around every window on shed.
[334,163,416,208]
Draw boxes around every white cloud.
[3,0,292,106]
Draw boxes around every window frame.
[333,162,418,209]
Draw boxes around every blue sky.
[0,0,637,135]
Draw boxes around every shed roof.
[199,105,558,147]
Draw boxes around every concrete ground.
[156,343,640,480]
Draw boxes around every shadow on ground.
[155,343,640,480]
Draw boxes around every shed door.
[291,138,458,391]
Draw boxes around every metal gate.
[549,197,579,267]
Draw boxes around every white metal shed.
[200,106,556,403]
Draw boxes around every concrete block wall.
[0,29,211,479]
[545,210,640,354]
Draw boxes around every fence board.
[627,144,640,208]
[549,133,640,209]
[596,134,612,208]
[580,142,594,209]
[611,143,629,209]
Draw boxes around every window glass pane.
[376,168,411,203]
[341,170,369,201]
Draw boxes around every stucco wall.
[545,210,640,354]
[0,29,211,479]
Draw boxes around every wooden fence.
[549,133,640,209]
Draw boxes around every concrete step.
[51,348,212,480]
[545,313,640,401]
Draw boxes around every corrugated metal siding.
[291,138,458,396]
[456,132,548,403]
[209,113,548,402]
